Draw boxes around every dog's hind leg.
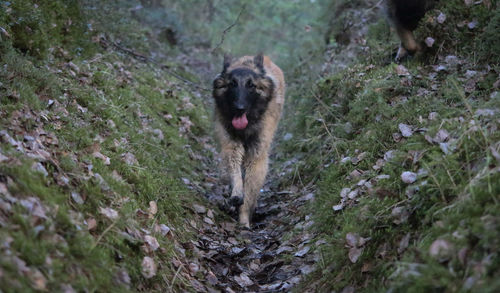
[395,26,420,62]
[240,153,269,228]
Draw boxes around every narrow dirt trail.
[184,138,319,292]
[199,174,318,292]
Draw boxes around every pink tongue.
[232,113,248,130]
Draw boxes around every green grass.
[281,1,500,291]
[0,1,213,291]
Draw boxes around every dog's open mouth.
[232,113,248,130]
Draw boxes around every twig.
[211,4,247,53]
[99,37,210,92]
[91,220,117,250]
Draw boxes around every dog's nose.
[235,102,246,110]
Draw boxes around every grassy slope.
[0,1,212,292]
[283,0,500,292]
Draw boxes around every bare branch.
[99,36,210,92]
[211,4,247,53]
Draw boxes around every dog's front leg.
[221,142,245,209]
[240,153,269,228]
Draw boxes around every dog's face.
[213,55,274,132]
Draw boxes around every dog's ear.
[254,53,264,72]
[213,74,226,89]
[222,53,232,74]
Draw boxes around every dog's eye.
[230,79,238,87]
[246,80,256,89]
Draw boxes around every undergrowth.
[282,0,500,291]
[0,0,212,291]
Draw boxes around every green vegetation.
[1,0,499,291]
[282,0,500,291]
[1,0,211,291]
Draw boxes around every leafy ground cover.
[282,0,500,291]
[1,0,499,292]
[0,1,217,291]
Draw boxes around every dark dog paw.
[229,195,244,208]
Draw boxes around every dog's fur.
[212,54,285,228]
[385,0,438,61]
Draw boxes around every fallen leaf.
[340,188,351,198]
[294,246,310,257]
[341,286,355,293]
[348,189,359,199]
[61,284,77,293]
[332,203,344,211]
[71,192,84,205]
[144,235,160,251]
[141,256,157,279]
[437,12,446,24]
[398,233,411,254]
[99,207,119,220]
[433,129,449,143]
[401,171,417,184]
[399,123,413,138]
[234,272,254,287]
[392,206,409,225]
[193,203,206,214]
[346,232,359,247]
[87,217,97,230]
[122,152,138,165]
[468,20,478,29]
[458,247,468,265]
[93,151,110,165]
[395,64,410,76]
[148,201,157,217]
[206,271,218,286]
[428,112,438,120]
[425,37,435,47]
[348,247,363,263]
[29,269,47,291]
[189,263,200,275]
[429,239,453,262]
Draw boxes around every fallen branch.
[211,4,247,53]
[99,36,211,92]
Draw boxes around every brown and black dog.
[385,0,438,61]
[212,54,285,228]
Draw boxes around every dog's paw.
[229,195,244,208]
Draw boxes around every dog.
[212,54,285,228]
[385,0,438,61]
